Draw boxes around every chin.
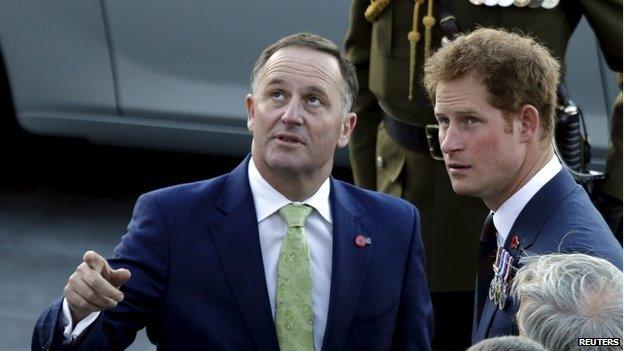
[265,156,303,172]
[450,182,480,198]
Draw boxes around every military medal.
[513,0,531,7]
[469,0,556,7]
[540,0,559,9]
[488,248,505,302]
[528,0,544,8]
[498,255,514,310]
[488,247,515,310]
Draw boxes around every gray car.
[0,1,617,167]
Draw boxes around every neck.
[252,155,331,202]
[485,144,553,211]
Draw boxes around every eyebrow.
[265,78,330,97]
[306,85,330,98]
[435,108,481,117]
[455,108,480,115]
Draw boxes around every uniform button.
[376,156,384,168]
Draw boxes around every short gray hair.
[512,253,623,351]
[467,336,547,351]
[250,33,358,114]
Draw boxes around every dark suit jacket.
[32,157,433,350]
[472,169,623,343]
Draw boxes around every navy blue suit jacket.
[472,169,623,343]
[33,157,433,350]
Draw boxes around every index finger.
[83,250,115,278]
[84,251,106,270]
[81,265,125,302]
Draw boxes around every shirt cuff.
[61,298,100,342]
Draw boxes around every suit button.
[376,156,384,168]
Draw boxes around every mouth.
[446,162,471,173]
[274,133,304,145]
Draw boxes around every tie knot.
[279,204,313,228]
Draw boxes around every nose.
[281,98,303,126]
[439,124,463,155]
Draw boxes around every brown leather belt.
[382,113,430,155]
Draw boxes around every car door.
[103,0,350,157]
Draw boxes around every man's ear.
[337,112,357,148]
[518,104,540,143]
[245,94,255,132]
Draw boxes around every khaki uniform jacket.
[346,0,622,191]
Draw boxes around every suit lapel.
[208,157,279,350]
[474,298,498,341]
[505,169,577,250]
[473,169,578,341]
[321,179,369,351]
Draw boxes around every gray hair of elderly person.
[511,253,623,351]
[467,335,547,351]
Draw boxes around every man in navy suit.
[32,33,433,350]
[422,28,622,344]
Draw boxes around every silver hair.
[511,253,623,351]
[467,336,547,351]
[250,33,357,116]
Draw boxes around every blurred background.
[0,1,617,350]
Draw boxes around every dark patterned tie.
[475,212,497,322]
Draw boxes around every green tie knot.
[279,204,313,228]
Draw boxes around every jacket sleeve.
[391,206,433,350]
[345,0,383,190]
[32,299,66,351]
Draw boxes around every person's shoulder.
[549,185,607,229]
[530,170,605,231]
[139,173,230,206]
[538,185,621,267]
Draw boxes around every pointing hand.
[64,251,131,323]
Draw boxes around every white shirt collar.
[493,155,561,246]
[248,158,332,224]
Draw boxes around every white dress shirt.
[62,158,334,351]
[248,158,333,351]
[61,298,99,341]
[493,156,562,246]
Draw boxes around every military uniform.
[345,0,622,349]
[596,73,623,241]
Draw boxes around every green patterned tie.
[275,204,314,351]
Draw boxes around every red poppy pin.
[354,234,371,248]
[510,235,520,249]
